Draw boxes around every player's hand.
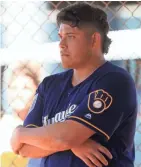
[71,139,112,167]
[10,125,24,154]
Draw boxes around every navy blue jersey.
[24,61,137,167]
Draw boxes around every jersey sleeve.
[66,72,137,141]
[23,81,45,128]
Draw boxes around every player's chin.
[61,60,73,69]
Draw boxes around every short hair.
[57,2,112,54]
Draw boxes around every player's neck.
[72,58,106,87]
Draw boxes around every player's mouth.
[60,52,69,57]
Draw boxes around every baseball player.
[10,2,137,167]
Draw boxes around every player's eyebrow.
[58,32,76,36]
[58,32,77,39]
[66,32,76,34]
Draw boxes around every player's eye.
[68,35,75,39]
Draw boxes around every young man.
[10,2,137,167]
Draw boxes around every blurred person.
[125,59,141,89]
[8,61,40,121]
[0,61,41,166]
[10,2,137,167]
[125,59,141,122]
[135,59,141,89]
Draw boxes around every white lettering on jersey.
[43,104,77,125]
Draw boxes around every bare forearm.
[18,121,94,151]
[19,144,58,158]
[19,122,72,151]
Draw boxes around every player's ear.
[91,32,101,49]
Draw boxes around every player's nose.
[59,38,67,49]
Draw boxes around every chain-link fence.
[0,1,141,167]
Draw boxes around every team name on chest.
[42,104,77,126]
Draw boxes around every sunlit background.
[0,1,141,167]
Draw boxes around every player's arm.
[17,78,60,157]
[19,140,112,167]
[17,119,95,151]
[20,90,112,166]
[23,82,44,128]
[15,72,136,151]
[19,144,58,158]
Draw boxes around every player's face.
[58,24,93,69]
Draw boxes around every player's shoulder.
[98,61,135,85]
[98,62,137,114]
